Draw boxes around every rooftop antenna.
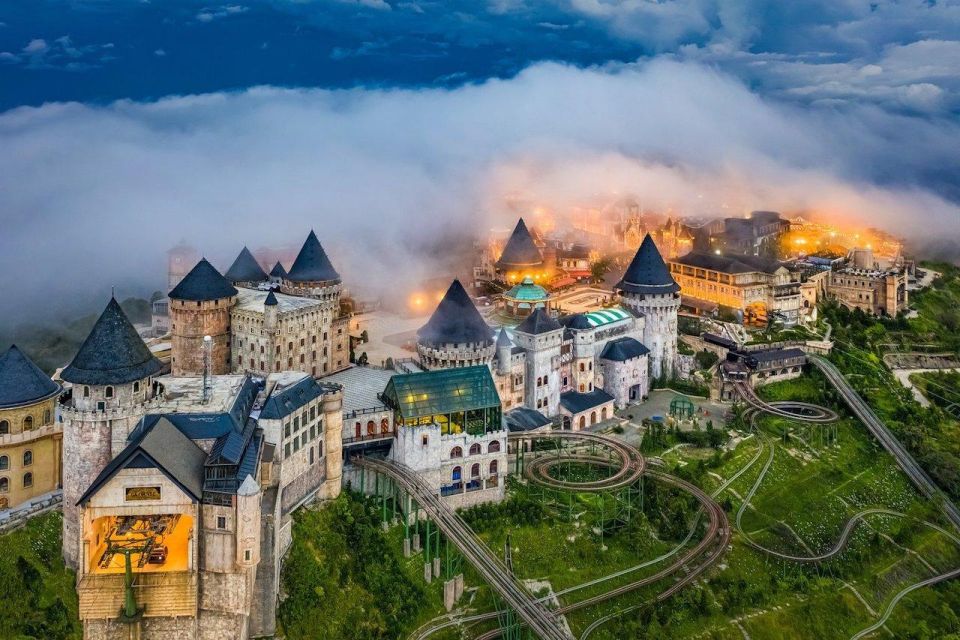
[202,335,213,404]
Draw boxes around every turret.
[615,234,681,379]
[512,308,563,415]
[225,246,269,289]
[496,328,512,376]
[168,258,238,376]
[59,298,163,568]
[416,280,495,370]
[280,230,342,302]
[495,218,546,283]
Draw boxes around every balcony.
[78,571,198,620]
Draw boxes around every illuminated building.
[500,276,552,318]
[0,345,62,513]
[668,251,803,325]
[708,211,790,258]
[827,249,908,316]
[495,218,548,283]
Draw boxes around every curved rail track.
[509,431,646,492]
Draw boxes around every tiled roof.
[505,407,552,432]
[286,230,340,283]
[224,246,268,283]
[599,337,650,362]
[616,234,680,295]
[560,389,615,414]
[169,258,238,301]
[496,218,543,269]
[514,307,562,335]
[0,345,60,409]
[418,280,493,346]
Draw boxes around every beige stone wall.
[0,397,60,511]
[170,297,235,376]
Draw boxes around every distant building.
[707,211,790,258]
[0,346,62,513]
[669,251,803,325]
[167,242,199,293]
[828,264,908,316]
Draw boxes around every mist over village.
[1,2,960,640]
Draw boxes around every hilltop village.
[2,209,955,640]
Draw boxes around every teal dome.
[505,276,549,302]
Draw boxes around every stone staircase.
[78,571,198,620]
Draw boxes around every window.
[590,411,597,425]
[97,401,105,412]
[23,451,32,466]
[310,407,316,421]
[105,386,114,398]
[217,516,227,529]
[367,420,376,436]
[0,456,7,470]
[469,443,481,455]
[294,417,300,431]
[0,478,7,493]
[421,435,429,447]
[309,447,315,465]
[318,442,323,458]
[450,446,463,458]
[489,460,498,475]
[22,472,32,488]
[488,441,501,453]
[471,463,480,478]
[0,420,7,435]
[284,443,291,458]
[381,418,389,434]
[23,416,33,430]
[452,466,462,481]
[83,386,90,398]
[133,381,140,393]
[244,549,252,562]
[543,374,548,385]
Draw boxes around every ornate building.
[495,218,547,283]
[0,345,62,512]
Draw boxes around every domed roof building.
[501,276,551,318]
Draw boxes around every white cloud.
[154,49,167,56]
[22,39,48,54]
[0,60,957,319]
[196,5,249,22]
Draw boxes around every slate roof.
[496,328,512,348]
[514,307,562,335]
[264,291,278,306]
[61,298,163,386]
[260,376,332,420]
[747,347,806,363]
[286,231,341,283]
[169,258,238,301]
[562,314,593,331]
[0,345,60,409]
[225,246,268,284]
[418,280,494,346]
[77,416,207,505]
[560,389,615,414]
[496,218,543,269]
[599,337,650,362]
[270,261,287,278]
[616,234,681,295]
[505,407,552,432]
[672,251,785,275]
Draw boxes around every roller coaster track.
[510,431,646,492]
[352,456,573,640]
[808,355,960,533]
[733,381,838,423]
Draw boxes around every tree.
[590,257,612,283]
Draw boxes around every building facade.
[828,267,908,316]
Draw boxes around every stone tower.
[59,298,163,568]
[512,308,564,416]
[224,245,269,289]
[416,279,495,369]
[495,328,512,376]
[616,234,681,380]
[169,258,238,376]
[280,230,342,302]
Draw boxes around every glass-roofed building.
[382,366,507,508]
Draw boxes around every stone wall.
[170,297,235,376]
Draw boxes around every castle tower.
[168,258,238,376]
[59,298,163,568]
[495,218,546,283]
[512,308,563,415]
[167,241,199,293]
[495,328,512,376]
[565,314,596,392]
[263,291,279,372]
[416,279,495,369]
[616,234,681,380]
[269,260,287,285]
[224,245,269,289]
[280,230,342,302]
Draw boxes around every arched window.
[367,420,376,436]
[488,441,501,453]
[543,374,548,385]
[133,381,140,393]
[355,422,361,439]
[579,416,586,430]
[0,477,7,492]
[43,409,51,424]
[601,407,608,420]
[22,472,32,488]
[452,466,462,481]
[83,386,90,398]
[0,456,7,470]
[105,386,114,399]
[590,411,597,425]
[0,420,8,435]
[23,451,33,466]
[450,446,463,458]
[489,460,498,475]
[588,362,592,371]
[469,443,481,456]
[22,416,33,430]
[579,363,585,372]
[381,418,390,434]
[471,463,480,478]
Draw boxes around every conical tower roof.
[61,298,163,385]
[286,231,340,283]
[418,280,493,346]
[264,291,278,306]
[270,261,287,278]
[514,307,562,335]
[616,234,680,295]
[224,247,268,284]
[0,345,61,409]
[169,258,238,301]
[496,218,543,270]
[496,327,512,348]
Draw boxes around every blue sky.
[0,1,958,319]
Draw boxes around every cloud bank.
[1,58,958,322]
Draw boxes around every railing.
[0,490,62,533]
[342,431,394,445]
[0,423,62,447]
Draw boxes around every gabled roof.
[562,314,593,331]
[383,366,499,420]
[78,416,207,505]
[496,218,543,269]
[0,345,60,409]
[61,298,163,386]
[616,234,680,295]
[418,280,493,346]
[286,231,341,283]
[600,337,650,362]
[260,376,331,420]
[514,307,562,335]
[672,251,785,275]
[224,246,268,284]
[270,261,287,278]
[560,389,615,414]
[505,407,552,432]
[169,258,238,301]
